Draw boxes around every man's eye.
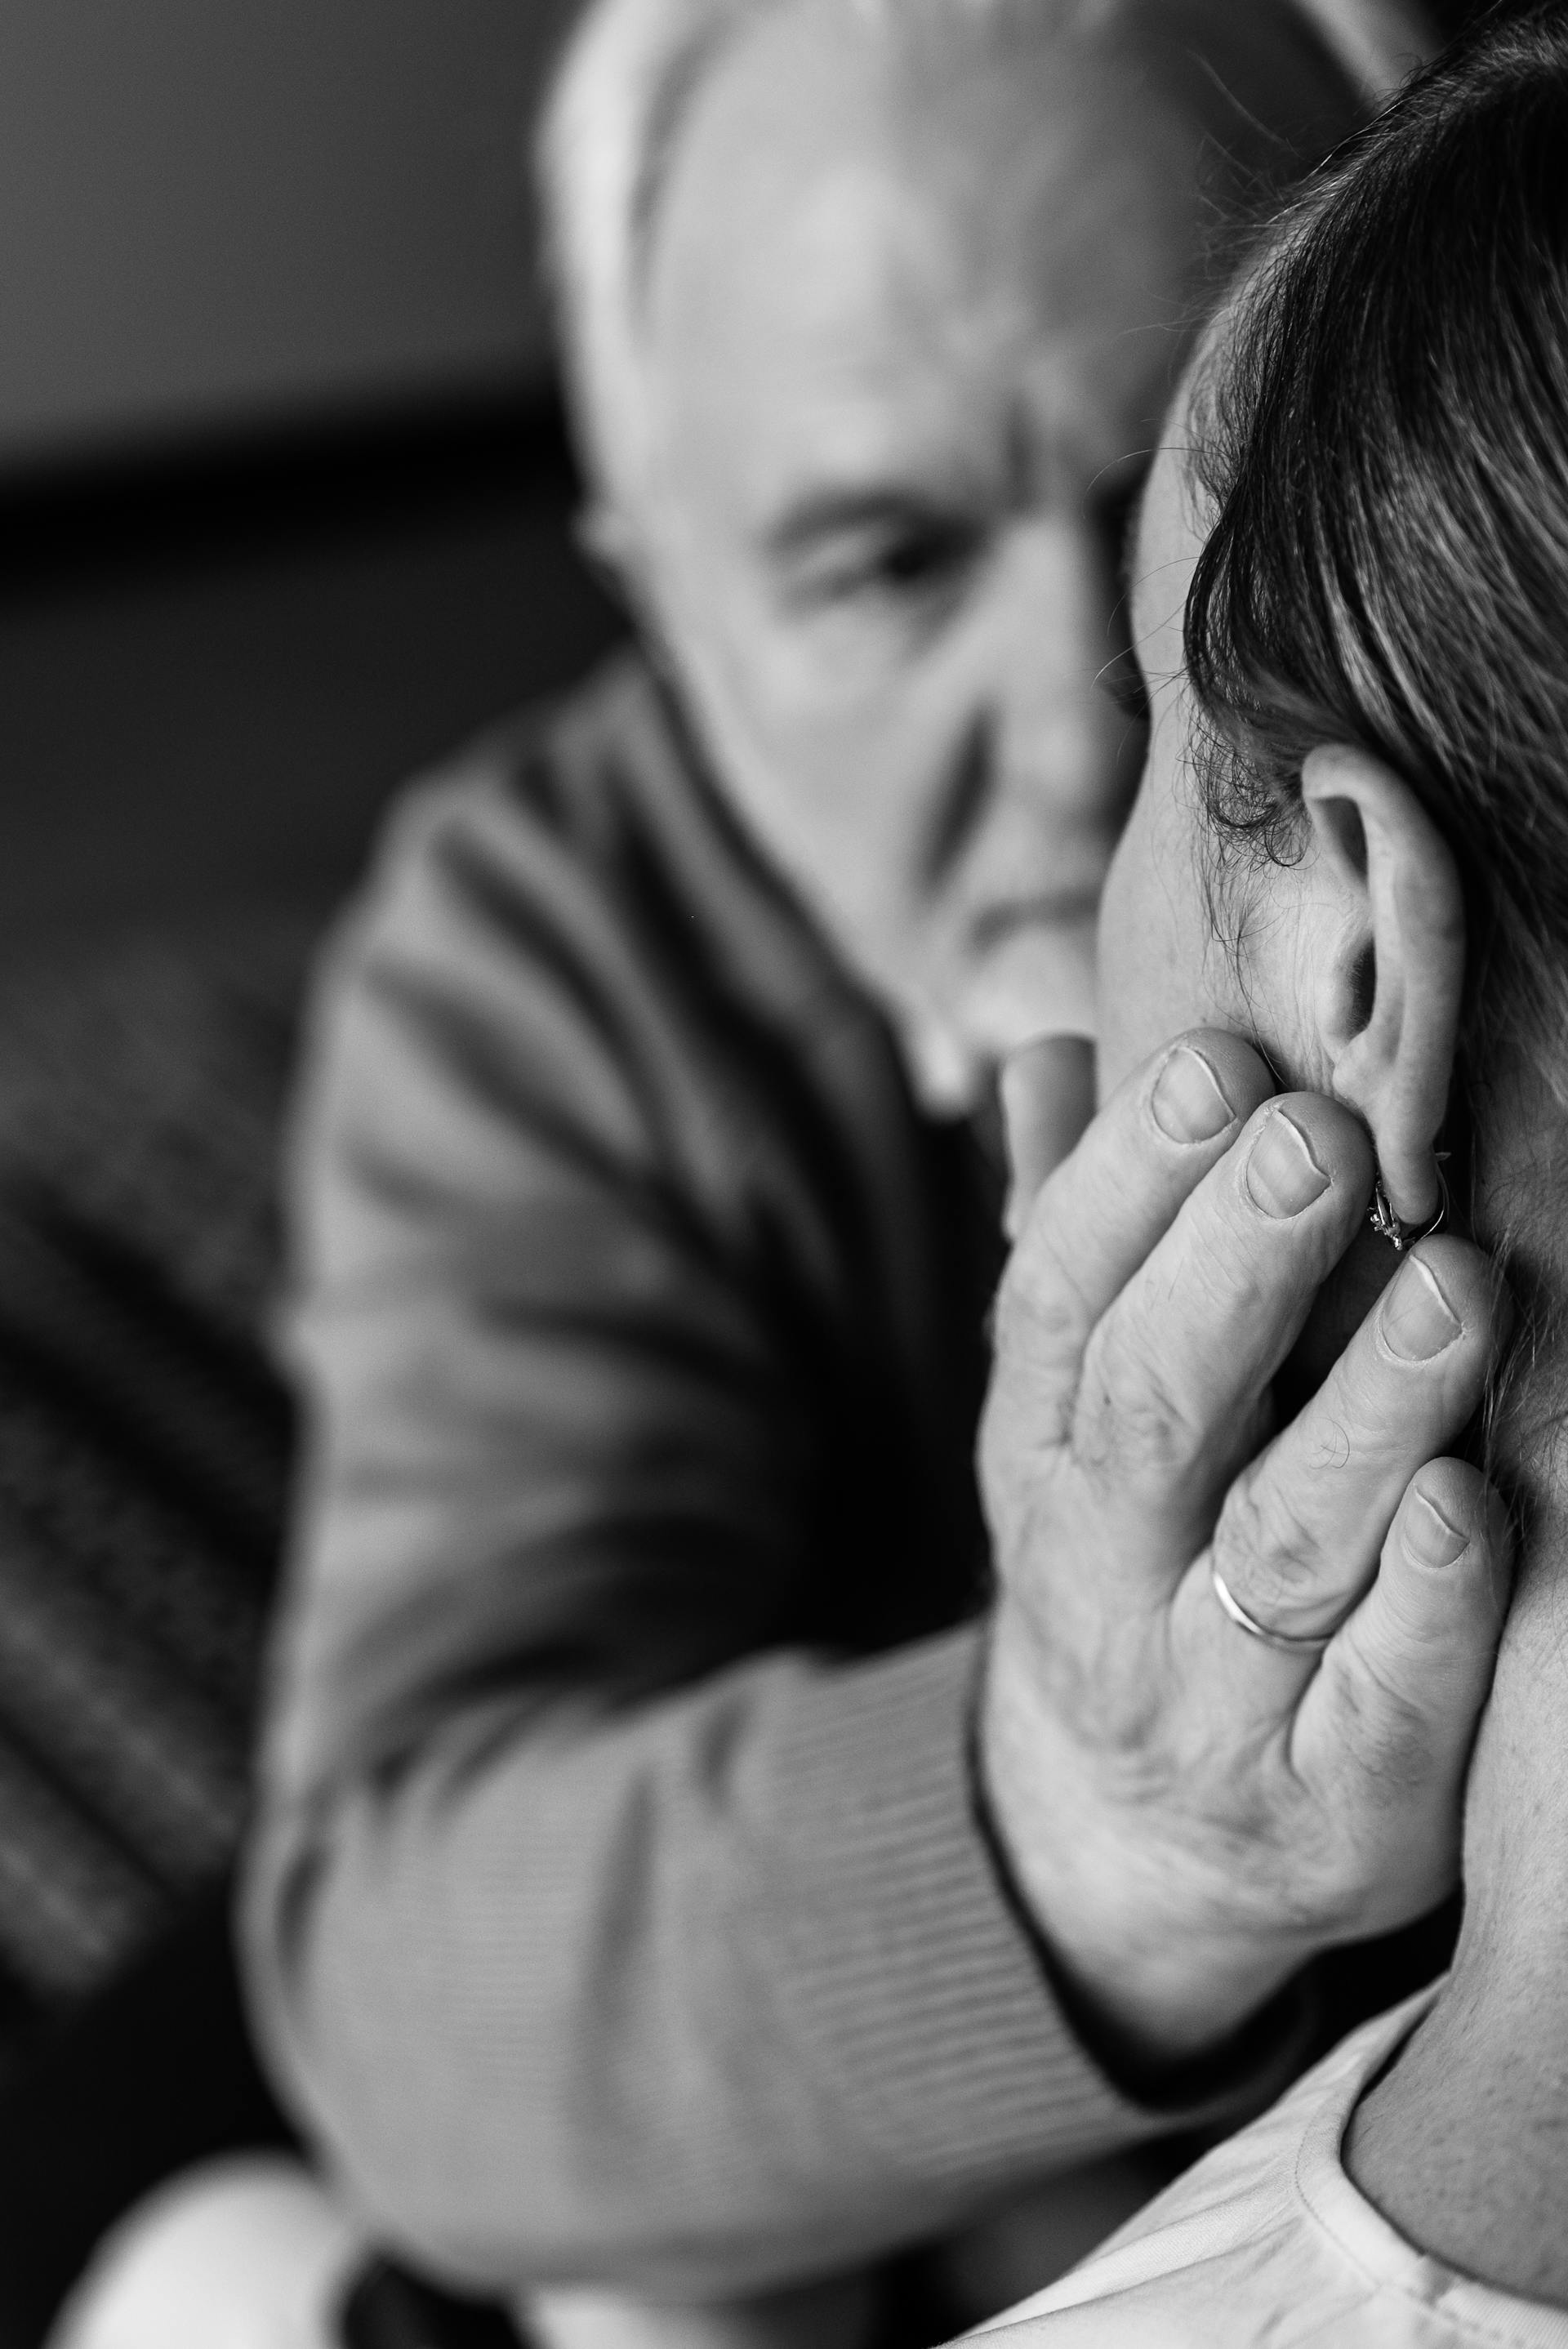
[788,517,981,609]
[865,521,975,590]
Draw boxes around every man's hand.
[979,1029,1511,2063]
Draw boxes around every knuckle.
[1074,1313,1202,1482]
[1212,1469,1327,1623]
[996,1224,1096,1371]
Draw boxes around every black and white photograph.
[0,3,1552,2344]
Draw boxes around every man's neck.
[1345,1484,1568,2307]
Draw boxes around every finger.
[997,1029,1276,1424]
[1293,1461,1513,1881]
[1070,1090,1374,1566]
[1202,1235,1502,1647]
[1000,1036,1096,1241]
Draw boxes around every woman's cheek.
[1096,799,1176,1095]
[1096,738,1232,1097]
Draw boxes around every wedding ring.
[1209,1560,1334,1655]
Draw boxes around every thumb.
[1000,1036,1097,1241]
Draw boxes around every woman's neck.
[1345,1421,1568,2305]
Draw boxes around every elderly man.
[206,1,1509,2344]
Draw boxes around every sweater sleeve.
[241,738,1276,2302]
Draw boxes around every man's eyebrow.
[762,484,956,559]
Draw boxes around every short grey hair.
[537,0,1436,514]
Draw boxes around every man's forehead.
[650,0,1207,244]
[637,0,1359,295]
[644,0,1203,484]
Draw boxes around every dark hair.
[1184,3,1568,1113]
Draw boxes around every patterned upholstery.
[0,920,310,2045]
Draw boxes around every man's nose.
[915,711,996,894]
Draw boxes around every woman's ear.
[1300,744,1464,1224]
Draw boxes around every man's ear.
[575,500,683,691]
[1300,743,1464,1225]
[574,501,644,607]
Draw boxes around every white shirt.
[964,1987,1568,2349]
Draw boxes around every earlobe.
[1301,745,1464,1225]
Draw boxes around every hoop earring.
[1368,1157,1450,1253]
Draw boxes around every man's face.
[631,0,1209,1108]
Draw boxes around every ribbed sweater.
[242,653,1294,2303]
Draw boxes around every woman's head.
[1104,6,1568,1314]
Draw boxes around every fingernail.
[1245,1110,1330,1218]
[1382,1256,1463,1362]
[1152,1046,1237,1143]
[1405,1490,1469,1569]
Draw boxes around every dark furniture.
[0,391,620,2347]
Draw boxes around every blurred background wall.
[0,0,578,470]
[0,0,622,956]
